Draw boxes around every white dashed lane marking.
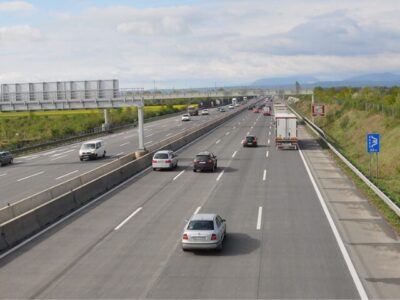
[17,171,44,182]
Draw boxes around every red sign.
[312,104,325,116]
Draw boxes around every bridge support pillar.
[102,109,110,131]
[135,104,147,157]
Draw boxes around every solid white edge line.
[263,169,267,181]
[194,206,202,215]
[0,163,154,261]
[17,171,44,182]
[114,207,143,230]
[256,206,263,230]
[56,170,79,180]
[50,155,68,161]
[144,141,153,145]
[173,170,185,181]
[120,142,130,147]
[216,170,224,181]
[232,151,237,158]
[0,108,246,261]
[298,148,368,300]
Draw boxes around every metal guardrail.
[290,107,400,217]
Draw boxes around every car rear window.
[195,155,209,161]
[187,220,214,230]
[246,137,255,142]
[154,153,169,159]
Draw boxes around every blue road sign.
[367,133,380,153]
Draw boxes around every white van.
[79,140,106,161]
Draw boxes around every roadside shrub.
[340,115,350,129]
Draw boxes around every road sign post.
[367,133,380,178]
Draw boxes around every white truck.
[275,112,298,150]
[273,103,289,116]
[232,98,238,106]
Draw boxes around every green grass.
[0,104,189,149]
[294,100,400,233]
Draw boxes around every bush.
[340,115,350,129]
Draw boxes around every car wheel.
[103,151,106,158]
[10,159,13,164]
[193,169,196,172]
[80,157,83,161]
[182,247,188,252]
[216,242,223,251]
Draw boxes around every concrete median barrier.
[0,107,246,252]
[35,193,77,228]
[0,207,14,228]
[1,210,41,248]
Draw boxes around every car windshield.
[154,153,169,159]
[187,220,214,230]
[246,137,255,142]
[82,144,95,150]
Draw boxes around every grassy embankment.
[0,105,188,150]
[292,89,400,232]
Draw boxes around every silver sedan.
[181,213,226,251]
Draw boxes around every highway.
[0,108,364,299]
[0,108,225,206]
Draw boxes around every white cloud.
[0,1,34,11]
[1,1,400,87]
[0,25,42,42]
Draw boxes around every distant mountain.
[252,76,318,87]
[251,73,400,88]
[346,72,400,82]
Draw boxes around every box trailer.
[273,103,289,116]
[275,112,298,150]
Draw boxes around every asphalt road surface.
[0,107,229,206]
[0,108,361,299]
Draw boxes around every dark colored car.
[193,151,218,172]
[0,151,13,166]
[242,135,258,147]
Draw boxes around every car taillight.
[183,234,188,240]
[152,160,157,163]
[208,160,212,163]
[193,159,197,163]
[165,159,172,163]
[211,234,217,240]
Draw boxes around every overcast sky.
[0,0,400,88]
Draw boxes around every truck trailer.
[275,112,298,150]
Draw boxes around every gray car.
[182,213,226,251]
[152,150,178,170]
[0,151,13,166]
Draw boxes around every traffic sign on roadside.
[367,133,380,153]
